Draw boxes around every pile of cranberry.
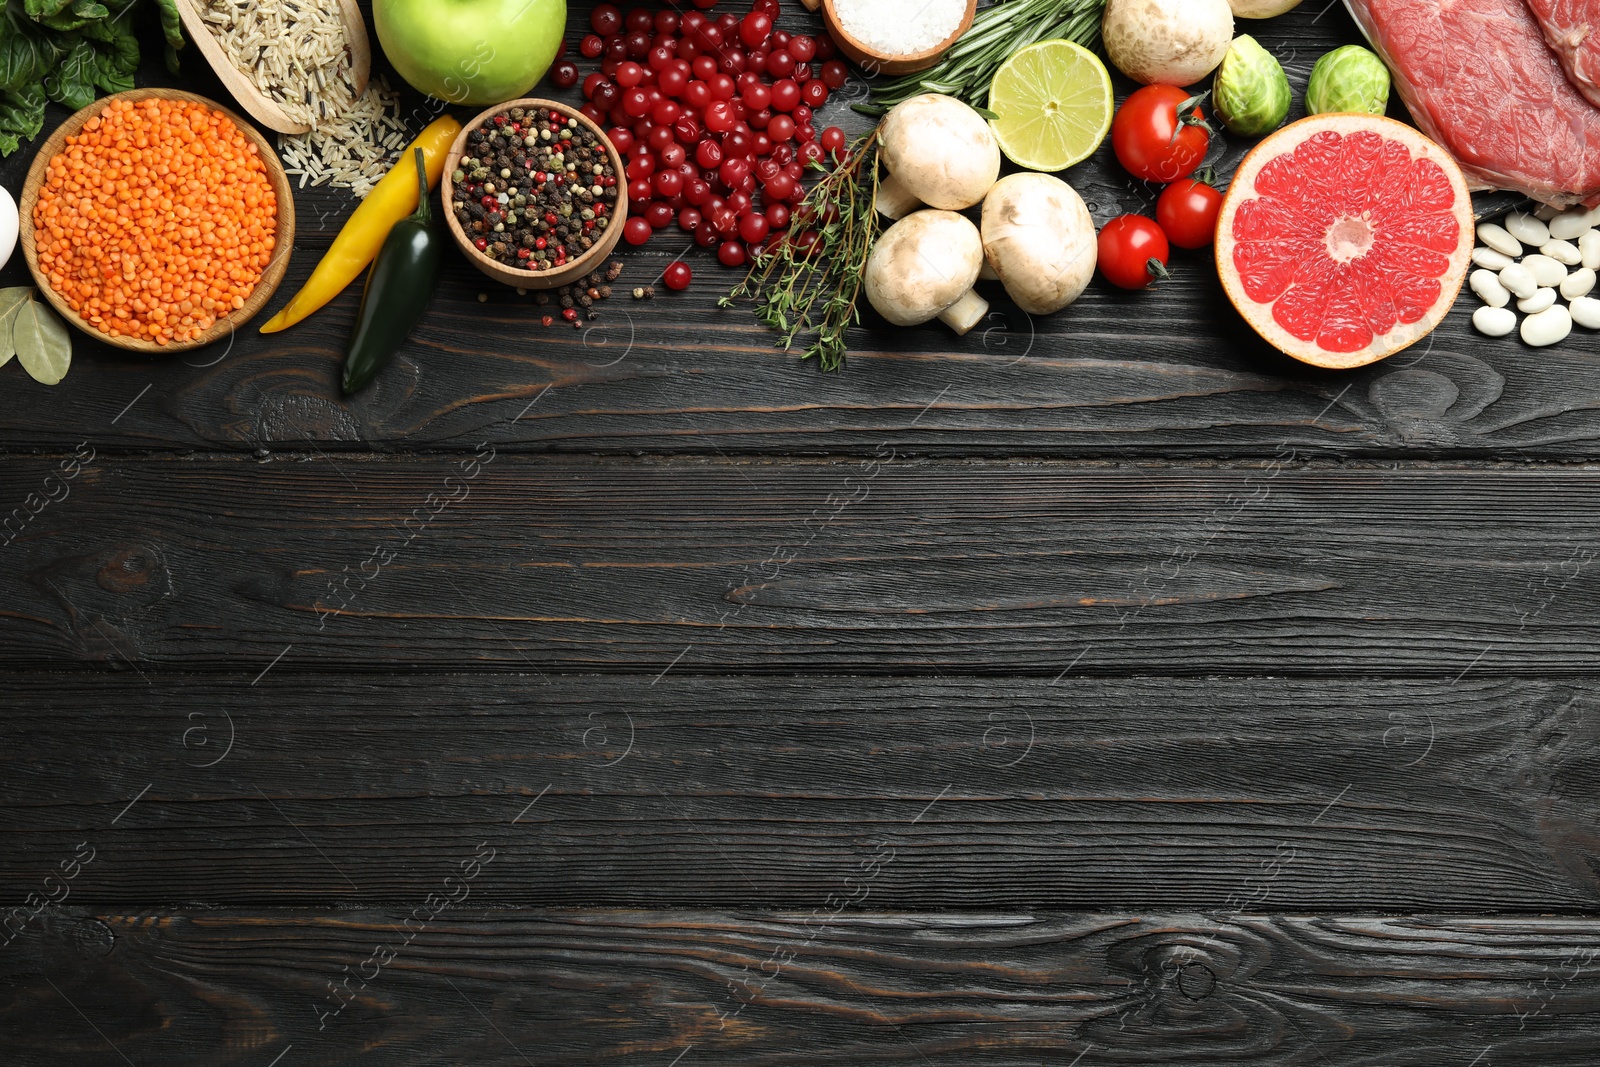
[548,0,850,287]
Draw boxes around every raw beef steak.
[1345,0,1600,207]
[1528,0,1600,108]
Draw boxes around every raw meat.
[1344,0,1600,208]
[1528,0,1600,108]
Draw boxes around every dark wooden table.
[4,2,1600,1063]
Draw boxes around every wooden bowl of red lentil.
[19,87,295,354]
[443,98,627,290]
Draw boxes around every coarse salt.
[833,0,964,56]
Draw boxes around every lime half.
[988,39,1113,172]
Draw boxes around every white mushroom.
[875,93,1001,220]
[1102,0,1234,86]
[980,173,1098,315]
[864,210,989,335]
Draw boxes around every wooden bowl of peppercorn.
[444,98,628,290]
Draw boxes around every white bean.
[1562,268,1597,301]
[1521,304,1573,347]
[1499,262,1537,298]
[1536,203,1560,221]
[1522,254,1569,287]
[1506,211,1551,246]
[1550,209,1595,241]
[1473,306,1518,337]
[1572,296,1600,329]
[1477,222,1522,257]
[1582,231,1600,271]
[1470,269,1511,307]
[1518,288,1557,314]
[1472,246,1515,270]
[1542,239,1583,265]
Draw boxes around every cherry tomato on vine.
[1111,85,1209,184]
[1156,176,1224,249]
[1098,215,1171,290]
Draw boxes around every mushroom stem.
[876,172,924,220]
[937,290,990,335]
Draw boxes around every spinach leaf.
[0,81,45,155]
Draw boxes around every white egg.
[0,187,17,272]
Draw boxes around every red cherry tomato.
[1097,215,1171,290]
[1111,85,1209,184]
[1155,177,1224,249]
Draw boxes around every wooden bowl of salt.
[822,0,976,76]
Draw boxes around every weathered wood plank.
[1,673,1595,909]
[0,5,1593,459]
[3,454,1600,674]
[4,909,1600,1064]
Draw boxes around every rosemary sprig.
[856,0,1107,115]
[719,129,881,371]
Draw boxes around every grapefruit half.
[1216,114,1473,370]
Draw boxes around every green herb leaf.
[0,286,32,368]
[13,292,72,385]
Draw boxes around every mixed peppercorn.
[452,106,620,274]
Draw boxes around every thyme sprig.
[855,0,1107,115]
[719,128,881,371]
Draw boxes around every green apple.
[374,0,568,106]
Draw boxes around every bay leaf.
[0,287,33,369]
[14,293,71,386]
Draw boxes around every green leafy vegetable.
[0,0,185,155]
[12,290,71,385]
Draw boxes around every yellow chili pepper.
[259,115,462,334]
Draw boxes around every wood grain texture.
[4,909,1600,1065]
[1,672,1596,909]
[0,5,1592,456]
[4,453,1600,674]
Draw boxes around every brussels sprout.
[1212,35,1291,137]
[1306,45,1392,116]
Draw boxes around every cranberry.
[763,171,795,201]
[654,9,680,34]
[625,31,651,58]
[815,33,837,60]
[673,114,702,144]
[704,100,735,132]
[787,34,816,62]
[749,108,772,131]
[770,78,800,112]
[766,113,795,142]
[615,60,644,88]
[627,177,653,202]
[742,82,771,110]
[664,262,693,290]
[693,55,718,81]
[679,207,703,232]
[766,48,795,79]
[685,80,711,108]
[717,11,739,34]
[583,72,608,99]
[820,60,848,89]
[654,169,684,197]
[718,240,747,267]
[626,151,655,180]
[724,130,755,158]
[649,44,677,70]
[623,216,652,245]
[747,49,768,76]
[709,73,736,101]
[651,99,681,125]
[681,10,706,33]
[580,102,608,125]
[753,0,780,15]
[791,104,812,124]
[738,211,770,244]
[740,12,772,47]
[795,122,815,143]
[772,29,791,49]
[792,62,812,84]
[727,190,752,215]
[696,139,723,169]
[646,200,675,229]
[719,49,747,75]
[581,33,605,58]
[694,221,719,246]
[752,132,772,156]
[605,35,629,61]
[819,126,846,156]
[694,22,722,50]
[591,3,622,35]
[659,65,688,96]
[625,7,652,32]
[800,139,827,166]
[622,87,651,117]
[710,206,739,234]
[677,36,700,60]
[755,156,781,182]
[719,157,751,188]
[647,124,675,151]
[766,202,791,230]
[802,80,828,108]
[660,142,687,169]
[685,179,712,205]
